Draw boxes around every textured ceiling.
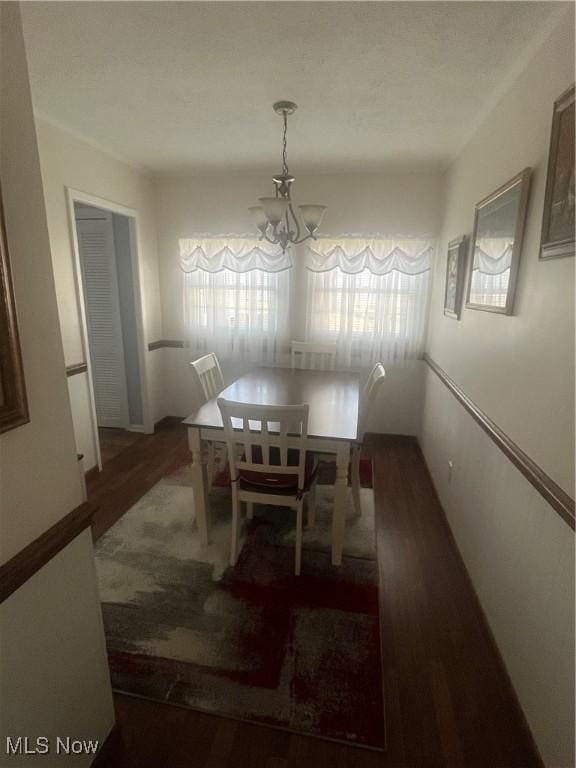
[22,1,564,175]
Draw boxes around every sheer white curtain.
[305,238,432,367]
[181,238,290,363]
[179,236,432,367]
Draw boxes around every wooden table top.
[183,367,360,442]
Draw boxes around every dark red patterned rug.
[95,464,384,749]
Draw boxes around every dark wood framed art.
[466,168,531,315]
[0,186,29,434]
[540,84,575,260]
[443,236,468,319]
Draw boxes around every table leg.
[188,427,210,546]
[332,442,350,566]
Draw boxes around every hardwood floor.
[89,418,187,541]
[98,428,146,466]
[90,426,541,768]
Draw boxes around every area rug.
[94,462,384,749]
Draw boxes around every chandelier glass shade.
[250,101,327,253]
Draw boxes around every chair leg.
[307,479,317,527]
[207,442,215,490]
[230,488,241,566]
[295,501,304,576]
[351,445,362,516]
[246,502,254,520]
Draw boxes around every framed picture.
[540,84,575,260]
[443,236,468,319]
[0,186,29,433]
[466,168,531,315]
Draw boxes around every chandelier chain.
[282,111,289,177]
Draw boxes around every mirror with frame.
[466,168,531,315]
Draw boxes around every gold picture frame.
[540,84,575,260]
[0,185,29,433]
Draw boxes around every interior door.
[76,207,129,429]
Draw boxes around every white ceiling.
[22,1,563,175]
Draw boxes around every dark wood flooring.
[90,425,541,768]
[98,428,146,466]
[89,419,187,541]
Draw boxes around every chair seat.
[238,448,318,496]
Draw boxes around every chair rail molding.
[0,501,96,604]
[66,361,88,377]
[148,339,188,351]
[423,353,575,530]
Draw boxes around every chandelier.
[249,101,327,253]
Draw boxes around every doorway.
[68,190,150,470]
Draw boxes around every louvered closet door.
[77,213,129,429]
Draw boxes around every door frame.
[66,187,153,470]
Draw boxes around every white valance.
[473,238,513,275]
[305,237,433,275]
[179,237,291,273]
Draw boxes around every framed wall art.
[540,84,575,260]
[0,185,29,434]
[443,235,468,319]
[466,168,531,315]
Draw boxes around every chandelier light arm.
[259,226,315,250]
[288,202,301,242]
[293,232,316,245]
[261,231,279,245]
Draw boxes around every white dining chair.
[290,341,337,371]
[190,352,225,402]
[351,363,386,515]
[217,398,318,575]
[190,353,226,485]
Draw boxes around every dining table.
[183,366,360,566]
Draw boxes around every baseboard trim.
[0,500,96,604]
[423,353,574,530]
[126,424,146,433]
[414,439,545,768]
[154,415,184,431]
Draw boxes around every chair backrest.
[290,341,337,371]
[217,398,309,491]
[190,353,224,403]
[358,363,386,440]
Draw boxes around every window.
[183,267,289,362]
[179,236,432,367]
[305,238,432,367]
[180,238,290,363]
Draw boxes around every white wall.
[33,117,166,466]
[421,11,575,767]
[0,531,114,767]
[155,171,443,432]
[425,17,574,496]
[0,2,114,761]
[0,11,79,561]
